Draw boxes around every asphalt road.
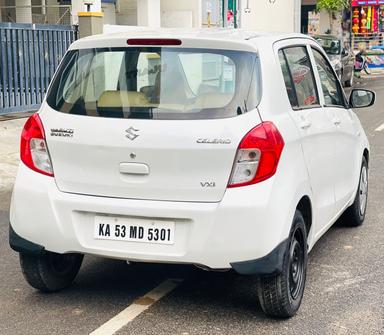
[1,77,383,335]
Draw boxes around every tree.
[316,0,349,36]
[316,0,349,12]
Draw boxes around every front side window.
[46,47,258,120]
[279,46,319,109]
[312,48,345,107]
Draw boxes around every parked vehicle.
[10,30,374,318]
[355,50,371,77]
[314,35,355,87]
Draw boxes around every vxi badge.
[125,127,140,141]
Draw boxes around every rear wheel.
[20,251,83,292]
[342,157,368,227]
[257,211,308,318]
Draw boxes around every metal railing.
[351,32,384,50]
[0,22,77,114]
[0,5,71,25]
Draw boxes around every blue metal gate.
[0,23,77,115]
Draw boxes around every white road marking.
[375,123,384,132]
[90,278,182,335]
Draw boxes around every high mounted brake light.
[228,122,284,188]
[127,38,182,46]
[20,113,54,177]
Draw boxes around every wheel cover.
[288,231,305,300]
[359,165,368,216]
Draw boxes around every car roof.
[69,28,313,52]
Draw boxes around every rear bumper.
[9,224,45,255]
[10,163,295,273]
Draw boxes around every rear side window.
[46,47,259,120]
[278,46,319,109]
[278,51,297,107]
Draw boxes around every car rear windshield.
[315,38,341,55]
[46,47,259,120]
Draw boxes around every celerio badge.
[125,127,139,141]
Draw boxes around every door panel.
[329,107,361,211]
[278,45,336,231]
[311,47,360,214]
[291,108,338,226]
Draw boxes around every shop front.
[351,0,384,48]
[351,0,384,67]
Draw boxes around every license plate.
[94,216,175,245]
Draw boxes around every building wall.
[15,0,32,23]
[318,10,331,34]
[102,3,116,25]
[301,0,333,35]
[115,0,136,25]
[239,0,299,33]
[160,0,202,28]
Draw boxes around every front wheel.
[257,210,308,318]
[20,251,83,292]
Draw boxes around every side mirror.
[349,89,375,108]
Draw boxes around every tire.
[257,210,308,318]
[19,251,83,292]
[342,157,368,227]
[345,72,354,87]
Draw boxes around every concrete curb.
[0,111,33,122]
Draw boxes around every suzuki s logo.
[125,127,139,141]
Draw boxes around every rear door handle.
[300,120,312,129]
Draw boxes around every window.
[278,51,297,107]
[311,48,345,107]
[315,37,341,55]
[279,46,319,109]
[46,47,259,120]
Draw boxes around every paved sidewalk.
[0,118,26,191]
[361,67,384,77]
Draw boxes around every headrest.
[98,91,155,108]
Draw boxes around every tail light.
[20,113,54,177]
[228,122,284,188]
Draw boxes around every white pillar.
[137,0,160,28]
[294,0,301,33]
[41,0,46,15]
[15,0,32,23]
[71,0,102,25]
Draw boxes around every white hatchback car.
[10,30,374,318]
